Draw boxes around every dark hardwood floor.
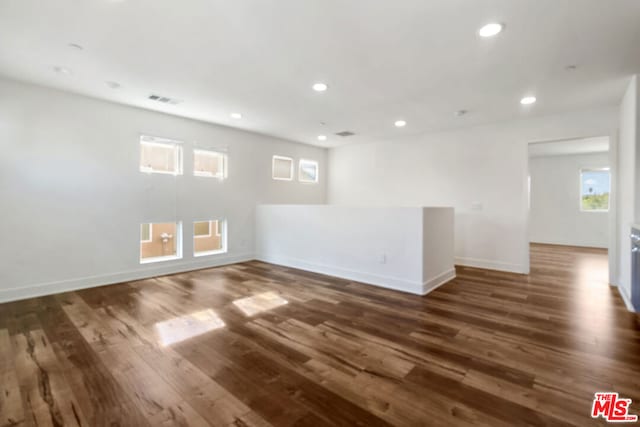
[1,243,639,426]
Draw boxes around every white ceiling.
[528,136,610,157]
[1,0,639,148]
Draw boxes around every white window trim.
[194,220,212,238]
[272,155,294,181]
[140,254,182,264]
[139,221,183,264]
[193,149,227,179]
[194,219,227,257]
[579,167,610,213]
[139,136,184,176]
[141,223,153,243]
[298,158,319,183]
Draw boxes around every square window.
[272,156,293,180]
[140,222,182,263]
[194,149,226,179]
[298,159,319,183]
[580,169,610,212]
[140,135,183,175]
[194,220,226,256]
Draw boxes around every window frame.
[139,221,183,264]
[193,219,227,257]
[272,155,294,181]
[298,158,319,183]
[193,148,227,179]
[139,135,183,176]
[579,167,610,213]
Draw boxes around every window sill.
[194,250,227,258]
[140,255,182,264]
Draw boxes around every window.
[140,222,182,263]
[140,135,183,175]
[580,168,610,212]
[298,159,319,183]
[194,149,226,179]
[194,220,226,256]
[272,155,293,180]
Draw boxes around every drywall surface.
[421,207,456,292]
[255,205,455,294]
[327,107,618,274]
[529,152,610,248]
[0,78,327,302]
[616,75,638,306]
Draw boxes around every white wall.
[255,205,455,294]
[328,107,618,274]
[529,152,610,248]
[615,75,638,307]
[0,78,327,302]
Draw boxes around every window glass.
[272,156,293,180]
[580,169,610,211]
[194,220,225,256]
[141,223,152,242]
[299,159,318,183]
[140,136,183,175]
[194,149,225,178]
[140,222,181,263]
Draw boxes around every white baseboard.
[422,268,457,294]
[529,239,608,249]
[256,253,455,296]
[455,256,527,274]
[256,253,424,294]
[616,285,636,312]
[0,253,254,304]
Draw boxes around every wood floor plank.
[34,295,152,427]
[0,329,25,427]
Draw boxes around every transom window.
[194,149,226,179]
[580,168,610,212]
[298,159,319,183]
[272,156,294,181]
[140,135,183,175]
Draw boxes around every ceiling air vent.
[335,131,355,137]
[148,94,181,105]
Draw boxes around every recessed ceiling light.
[312,82,328,92]
[317,135,327,141]
[394,120,407,127]
[230,113,242,119]
[53,66,71,75]
[478,23,504,37]
[520,96,537,105]
[105,81,121,89]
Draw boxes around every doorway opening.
[526,136,612,290]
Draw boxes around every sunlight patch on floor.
[155,309,225,346]
[233,291,288,316]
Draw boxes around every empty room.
[1,1,640,426]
